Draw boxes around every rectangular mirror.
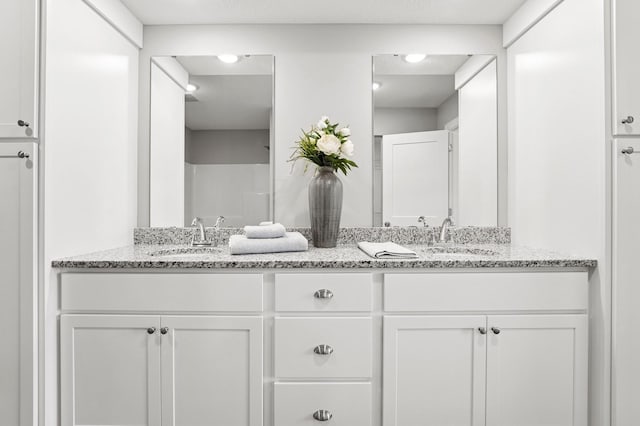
[149,54,274,227]
[373,54,498,227]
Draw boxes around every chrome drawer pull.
[313,409,333,421]
[146,327,156,335]
[478,327,487,335]
[491,327,501,335]
[314,289,334,299]
[313,344,334,355]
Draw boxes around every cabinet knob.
[491,327,501,335]
[313,344,334,355]
[312,409,333,421]
[622,116,635,124]
[17,120,30,128]
[17,151,30,159]
[314,289,334,299]
[478,327,487,335]
[160,327,169,335]
[147,327,156,334]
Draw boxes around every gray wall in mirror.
[373,54,498,227]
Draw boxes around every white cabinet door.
[485,315,587,426]
[60,315,162,426]
[613,139,640,426]
[383,316,487,426]
[0,0,38,138]
[160,316,263,426]
[613,0,640,135]
[0,143,36,426]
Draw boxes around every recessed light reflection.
[403,54,426,63]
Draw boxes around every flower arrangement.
[290,116,358,175]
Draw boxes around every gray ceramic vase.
[308,166,343,248]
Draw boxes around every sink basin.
[147,246,223,259]
[422,246,500,256]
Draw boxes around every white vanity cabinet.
[613,0,640,135]
[60,274,264,426]
[58,268,589,426]
[382,272,588,426]
[0,0,38,138]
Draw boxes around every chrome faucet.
[438,216,455,243]
[214,216,225,229]
[417,216,428,227]
[190,217,212,246]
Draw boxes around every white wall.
[373,108,438,135]
[436,93,459,129]
[506,0,608,425]
[138,24,506,227]
[458,60,498,225]
[186,129,270,164]
[43,0,140,424]
[150,61,186,226]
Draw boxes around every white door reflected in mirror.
[382,130,449,227]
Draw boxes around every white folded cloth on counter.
[229,232,308,255]
[244,223,287,239]
[357,241,418,259]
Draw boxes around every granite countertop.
[51,243,597,269]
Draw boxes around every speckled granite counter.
[51,243,596,269]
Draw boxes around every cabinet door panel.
[486,315,587,426]
[60,315,161,426]
[0,0,37,138]
[383,316,487,426]
[0,144,35,426]
[613,0,640,135]
[161,316,263,426]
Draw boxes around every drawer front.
[61,273,263,312]
[384,271,589,312]
[275,317,372,378]
[274,382,371,426]
[275,273,372,312]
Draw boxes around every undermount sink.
[147,246,223,259]
[422,246,500,256]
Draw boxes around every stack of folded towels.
[229,222,308,255]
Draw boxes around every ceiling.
[185,75,272,130]
[374,55,469,108]
[120,0,527,25]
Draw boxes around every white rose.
[339,127,351,137]
[317,116,330,129]
[341,140,354,157]
[317,134,341,155]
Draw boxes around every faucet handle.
[191,217,202,227]
[214,216,225,228]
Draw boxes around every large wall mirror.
[149,54,274,227]
[373,54,498,227]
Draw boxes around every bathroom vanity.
[53,235,594,426]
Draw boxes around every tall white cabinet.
[0,143,37,426]
[0,0,38,138]
[612,0,640,135]
[613,139,640,426]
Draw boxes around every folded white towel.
[244,223,287,239]
[229,232,308,255]
[357,241,418,259]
